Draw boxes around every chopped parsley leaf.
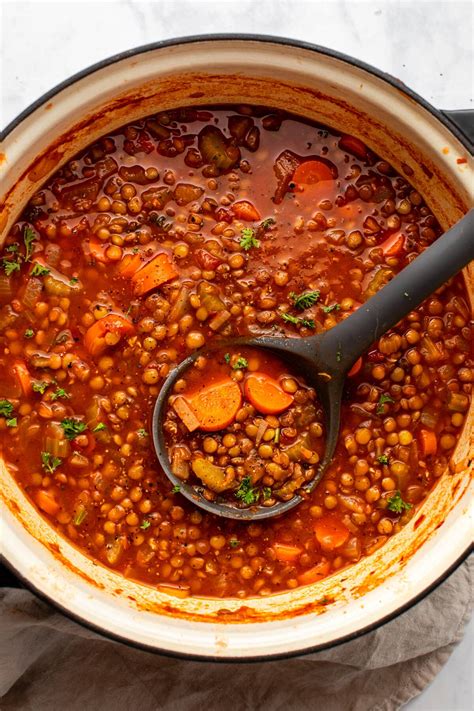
[233,357,248,370]
[262,487,272,501]
[31,263,50,277]
[6,243,19,253]
[322,303,340,314]
[93,423,107,432]
[0,400,14,418]
[240,227,260,251]
[6,418,17,427]
[24,329,34,339]
[41,451,62,474]
[229,538,240,548]
[235,476,260,505]
[140,519,151,530]
[378,454,389,465]
[60,417,87,440]
[376,393,395,414]
[69,277,79,284]
[32,381,49,394]
[224,353,231,364]
[260,217,276,230]
[73,509,87,526]
[171,484,181,494]
[51,388,70,401]
[137,428,148,438]
[23,226,37,262]
[281,312,315,329]
[2,259,21,276]
[387,490,412,514]
[289,290,320,310]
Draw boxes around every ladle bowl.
[153,209,474,520]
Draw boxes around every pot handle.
[441,110,474,150]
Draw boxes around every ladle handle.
[322,209,474,370]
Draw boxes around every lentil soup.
[0,106,471,599]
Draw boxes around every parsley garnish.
[376,393,395,414]
[93,423,107,432]
[290,290,320,310]
[387,491,412,514]
[0,400,14,418]
[281,312,315,329]
[60,418,87,440]
[31,263,50,277]
[262,487,272,500]
[137,428,147,438]
[235,476,260,505]
[171,484,181,494]
[6,243,19,253]
[69,277,79,284]
[24,329,34,339]
[260,217,276,230]
[229,538,240,548]
[233,357,248,370]
[23,226,37,262]
[378,454,389,465]
[240,228,260,251]
[6,418,17,427]
[140,519,151,530]
[224,353,231,364]
[51,388,70,401]
[32,381,49,394]
[41,451,62,474]
[2,259,21,276]
[322,303,340,314]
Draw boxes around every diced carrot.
[381,233,406,257]
[338,134,368,161]
[273,542,303,562]
[131,253,178,296]
[118,251,148,277]
[231,200,261,222]
[244,373,294,415]
[314,515,350,550]
[347,357,363,378]
[84,312,134,357]
[293,160,334,185]
[173,396,201,432]
[297,560,331,585]
[189,379,242,432]
[12,360,32,396]
[83,238,109,263]
[36,490,59,516]
[418,429,437,457]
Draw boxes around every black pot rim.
[1,33,472,663]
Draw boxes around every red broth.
[0,106,471,598]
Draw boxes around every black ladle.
[153,209,474,520]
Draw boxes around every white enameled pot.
[0,35,473,660]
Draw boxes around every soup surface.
[0,106,471,598]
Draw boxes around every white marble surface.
[1,0,472,709]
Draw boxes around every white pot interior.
[1,38,472,659]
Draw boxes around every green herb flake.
[69,277,79,284]
[322,303,340,314]
[137,428,148,438]
[289,290,320,310]
[376,393,395,414]
[6,417,17,427]
[262,487,272,501]
[387,490,412,514]
[24,328,35,339]
[93,423,107,433]
[41,451,62,474]
[233,357,248,370]
[240,228,260,251]
[224,353,231,364]
[260,217,276,230]
[6,243,19,253]
[281,312,315,329]
[0,400,14,418]
[32,381,49,394]
[273,428,280,444]
[171,484,181,494]
[140,519,151,530]
[31,263,50,277]
[378,454,389,465]
[60,417,87,440]
[51,388,70,401]
[23,226,37,262]
[2,259,21,276]
[235,476,260,505]
[73,509,88,526]
[229,538,240,548]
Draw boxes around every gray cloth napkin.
[0,556,472,711]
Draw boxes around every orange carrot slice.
[36,490,59,516]
[347,357,363,378]
[297,560,331,585]
[131,253,178,296]
[12,360,32,396]
[314,515,350,550]
[418,429,437,457]
[273,542,303,562]
[84,313,134,357]
[118,251,149,277]
[293,160,334,185]
[231,200,261,222]
[381,233,406,257]
[244,373,294,415]
[189,379,242,432]
[83,238,108,263]
[173,396,201,432]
